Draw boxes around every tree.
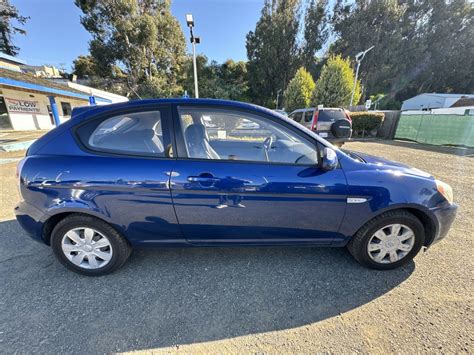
[311,55,361,107]
[284,67,315,112]
[72,55,98,79]
[75,0,186,98]
[301,0,328,77]
[330,0,474,101]
[0,0,28,56]
[246,0,301,106]
[181,56,249,101]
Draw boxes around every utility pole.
[186,14,201,98]
[350,45,374,107]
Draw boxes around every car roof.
[290,107,344,114]
[72,98,276,121]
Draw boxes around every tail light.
[311,111,319,130]
[343,109,352,122]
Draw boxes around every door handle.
[187,176,220,183]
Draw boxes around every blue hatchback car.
[15,99,457,275]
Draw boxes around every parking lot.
[0,140,472,353]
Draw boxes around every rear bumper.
[14,201,47,243]
[429,203,458,246]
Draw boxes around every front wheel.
[347,210,425,270]
[51,214,131,276]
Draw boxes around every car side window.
[304,110,313,122]
[77,110,171,157]
[177,106,318,165]
[292,112,303,123]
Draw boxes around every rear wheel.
[347,210,425,270]
[51,214,131,276]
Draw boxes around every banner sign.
[4,97,42,114]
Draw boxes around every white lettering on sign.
[4,97,42,114]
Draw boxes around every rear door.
[169,105,348,245]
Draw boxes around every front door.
[170,105,348,245]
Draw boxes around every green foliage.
[181,56,249,101]
[75,0,186,98]
[0,0,28,56]
[301,0,328,77]
[311,55,361,107]
[331,0,474,99]
[246,0,302,106]
[350,111,385,136]
[284,67,315,112]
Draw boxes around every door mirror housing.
[321,147,338,171]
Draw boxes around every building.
[0,67,128,130]
[51,78,128,105]
[21,64,62,78]
[0,52,26,72]
[401,93,474,111]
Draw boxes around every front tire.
[347,210,425,270]
[51,214,131,276]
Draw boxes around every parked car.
[274,109,288,116]
[289,107,352,146]
[15,99,457,275]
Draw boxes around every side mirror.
[321,147,338,171]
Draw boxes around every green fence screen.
[395,113,474,147]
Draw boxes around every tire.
[347,210,425,270]
[331,119,352,138]
[51,214,132,276]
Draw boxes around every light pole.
[350,45,374,107]
[275,89,282,109]
[186,14,200,98]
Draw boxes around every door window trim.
[73,104,176,159]
[172,104,322,167]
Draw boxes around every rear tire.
[347,210,425,270]
[51,214,131,276]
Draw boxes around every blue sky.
[12,0,265,71]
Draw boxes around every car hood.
[347,150,434,179]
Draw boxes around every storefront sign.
[4,97,42,114]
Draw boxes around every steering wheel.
[263,136,273,162]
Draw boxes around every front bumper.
[429,203,458,246]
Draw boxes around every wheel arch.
[42,209,128,246]
[350,205,437,247]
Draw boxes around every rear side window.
[76,110,171,157]
[292,112,303,122]
[304,110,313,122]
[318,110,346,122]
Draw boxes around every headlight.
[436,179,453,204]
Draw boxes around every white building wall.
[1,88,88,130]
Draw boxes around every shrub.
[349,111,385,137]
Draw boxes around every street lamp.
[275,89,282,109]
[350,45,375,107]
[186,13,200,98]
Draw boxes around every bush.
[349,111,385,137]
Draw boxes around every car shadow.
[0,219,414,353]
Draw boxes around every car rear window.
[318,110,346,122]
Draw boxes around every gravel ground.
[0,141,472,354]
